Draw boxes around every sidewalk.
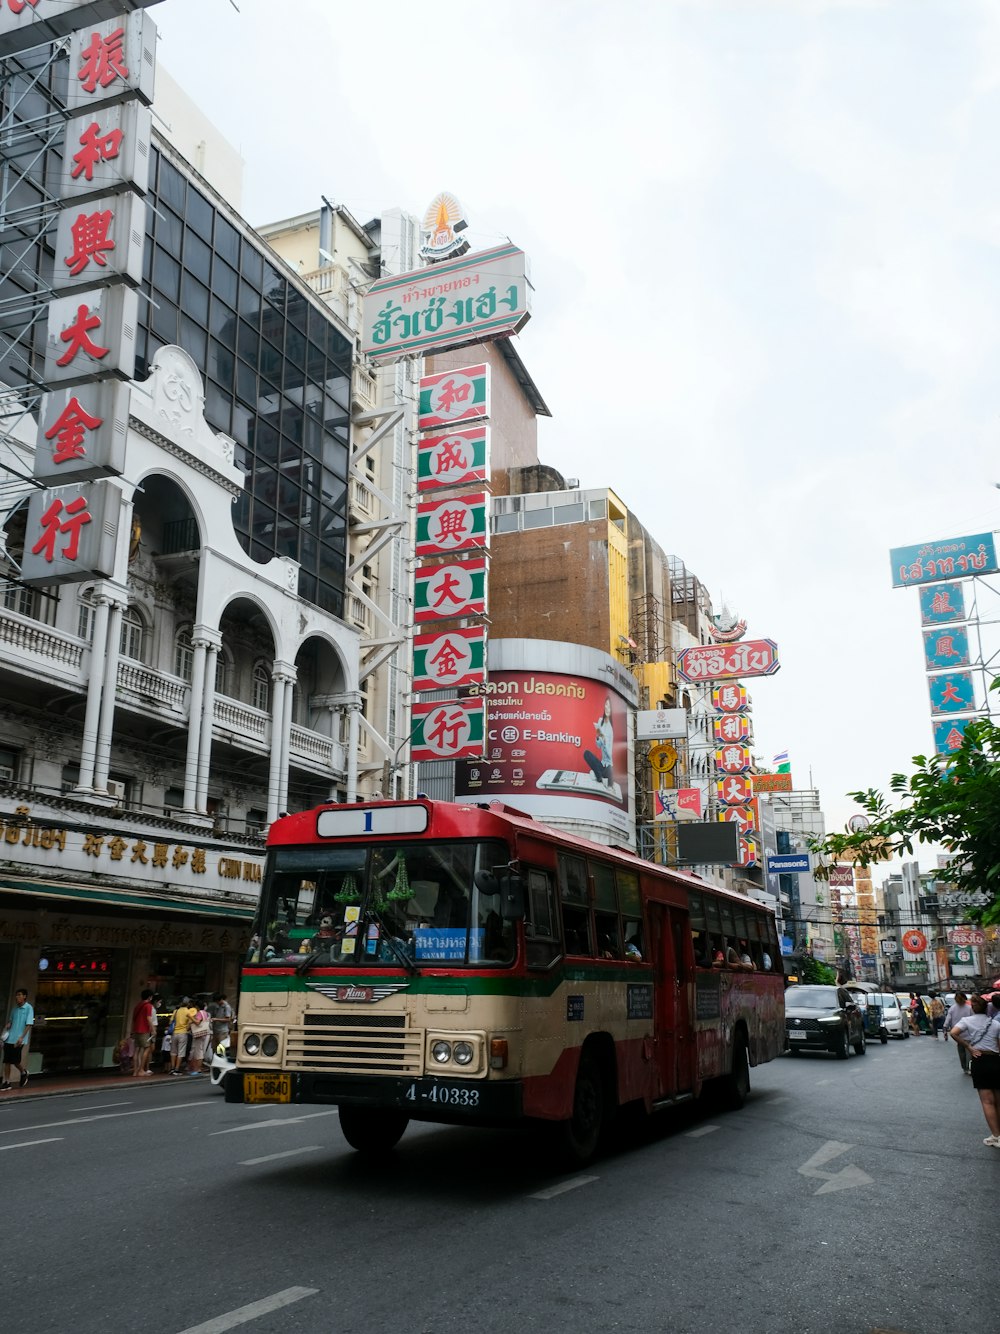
[0,1066,211,1105]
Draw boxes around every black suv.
[785,984,866,1059]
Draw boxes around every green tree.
[798,954,838,985]
[812,714,1000,925]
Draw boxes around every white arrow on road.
[797,1140,873,1195]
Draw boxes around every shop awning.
[0,876,255,919]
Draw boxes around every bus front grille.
[286,1017,423,1075]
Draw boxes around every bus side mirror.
[474,870,500,896]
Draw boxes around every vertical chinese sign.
[889,535,998,755]
[410,363,491,763]
[19,5,158,588]
[709,681,758,869]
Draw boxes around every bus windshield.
[245,838,515,970]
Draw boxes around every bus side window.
[525,868,561,968]
[591,861,620,958]
[559,854,593,957]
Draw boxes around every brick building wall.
[489,523,612,651]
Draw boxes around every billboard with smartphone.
[454,641,636,840]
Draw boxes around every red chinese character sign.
[34,381,129,484]
[43,286,139,387]
[712,715,750,744]
[415,494,489,557]
[416,426,489,491]
[53,191,145,290]
[417,364,489,431]
[716,775,753,806]
[678,639,780,683]
[711,683,748,713]
[719,806,754,836]
[412,626,486,693]
[63,102,152,199]
[0,1,163,60]
[714,745,751,775]
[410,698,486,763]
[414,558,488,623]
[20,480,120,586]
[66,12,157,113]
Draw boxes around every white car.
[210,1035,236,1092]
[876,994,909,1039]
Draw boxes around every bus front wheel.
[553,1053,605,1167]
[338,1104,409,1154]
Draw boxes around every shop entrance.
[34,948,129,1072]
[148,952,220,1008]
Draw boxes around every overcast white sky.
[155,0,1000,848]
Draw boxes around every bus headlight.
[261,1034,280,1057]
[431,1040,452,1064]
[453,1042,474,1066]
[243,1032,261,1055]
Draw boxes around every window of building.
[119,607,144,662]
[252,662,271,712]
[2,582,37,618]
[175,626,194,681]
[77,588,96,641]
[0,746,19,782]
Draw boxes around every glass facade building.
[0,51,353,618]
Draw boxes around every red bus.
[228,798,785,1163]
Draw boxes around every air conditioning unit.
[106,780,127,804]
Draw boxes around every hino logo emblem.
[306,982,409,1003]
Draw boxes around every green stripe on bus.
[240,967,653,999]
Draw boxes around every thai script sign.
[415,493,489,557]
[412,625,486,693]
[752,772,792,793]
[923,626,970,671]
[417,426,489,491]
[414,558,488,623]
[678,639,780,683]
[410,697,486,762]
[938,890,991,908]
[828,865,855,887]
[919,583,966,625]
[948,926,985,946]
[417,364,489,431]
[419,191,470,263]
[362,243,531,363]
[890,532,997,588]
[0,0,162,57]
[928,671,975,715]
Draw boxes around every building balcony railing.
[0,610,84,681]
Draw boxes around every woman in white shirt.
[950,996,1000,1148]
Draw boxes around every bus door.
[649,903,695,1097]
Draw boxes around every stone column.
[195,632,222,812]
[266,663,296,823]
[277,674,294,814]
[182,635,209,811]
[76,593,111,791]
[93,596,125,791]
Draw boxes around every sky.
[152,0,1000,849]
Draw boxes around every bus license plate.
[245,1073,291,1103]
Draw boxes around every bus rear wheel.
[553,1053,605,1167]
[720,1036,750,1110]
[338,1105,409,1154]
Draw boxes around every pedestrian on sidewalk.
[1,988,34,1090]
[188,1004,212,1075]
[168,997,196,1076]
[129,988,157,1076]
[208,992,234,1053]
[949,996,1000,1148]
[929,993,946,1039]
[945,992,973,1072]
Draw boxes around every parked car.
[210,1034,235,1093]
[785,984,866,1058]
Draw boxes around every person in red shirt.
[130,988,157,1077]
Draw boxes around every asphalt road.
[1,1032,994,1334]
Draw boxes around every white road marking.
[0,1102,200,1137]
[815,1079,832,1086]
[530,1174,598,1200]
[68,1102,132,1112]
[686,1125,720,1138]
[239,1145,323,1166]
[176,1286,319,1333]
[797,1140,873,1195]
[0,1137,63,1151]
[211,1110,338,1136]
